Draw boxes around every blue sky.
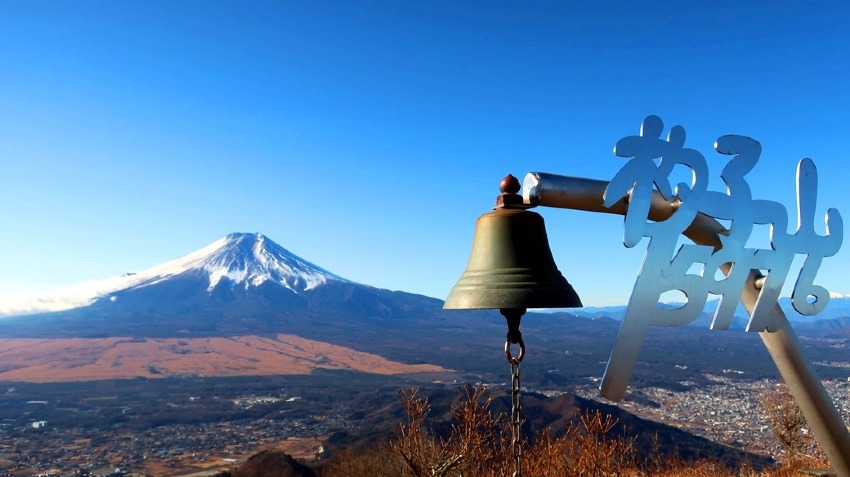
[1,1,849,307]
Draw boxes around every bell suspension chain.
[503,309,526,477]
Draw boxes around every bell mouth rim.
[444,281,582,310]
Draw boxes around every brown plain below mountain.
[0,334,447,382]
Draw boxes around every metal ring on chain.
[504,337,525,364]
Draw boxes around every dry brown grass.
[318,385,833,477]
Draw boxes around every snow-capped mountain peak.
[128,232,347,293]
[0,233,348,317]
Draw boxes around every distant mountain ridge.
[572,295,850,329]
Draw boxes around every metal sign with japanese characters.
[600,115,844,400]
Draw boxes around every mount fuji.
[0,232,348,318]
[109,231,350,296]
[0,233,488,381]
[0,232,462,340]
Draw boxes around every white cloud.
[0,281,109,317]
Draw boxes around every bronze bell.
[444,176,582,311]
[445,175,582,477]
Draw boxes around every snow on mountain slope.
[0,233,348,317]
